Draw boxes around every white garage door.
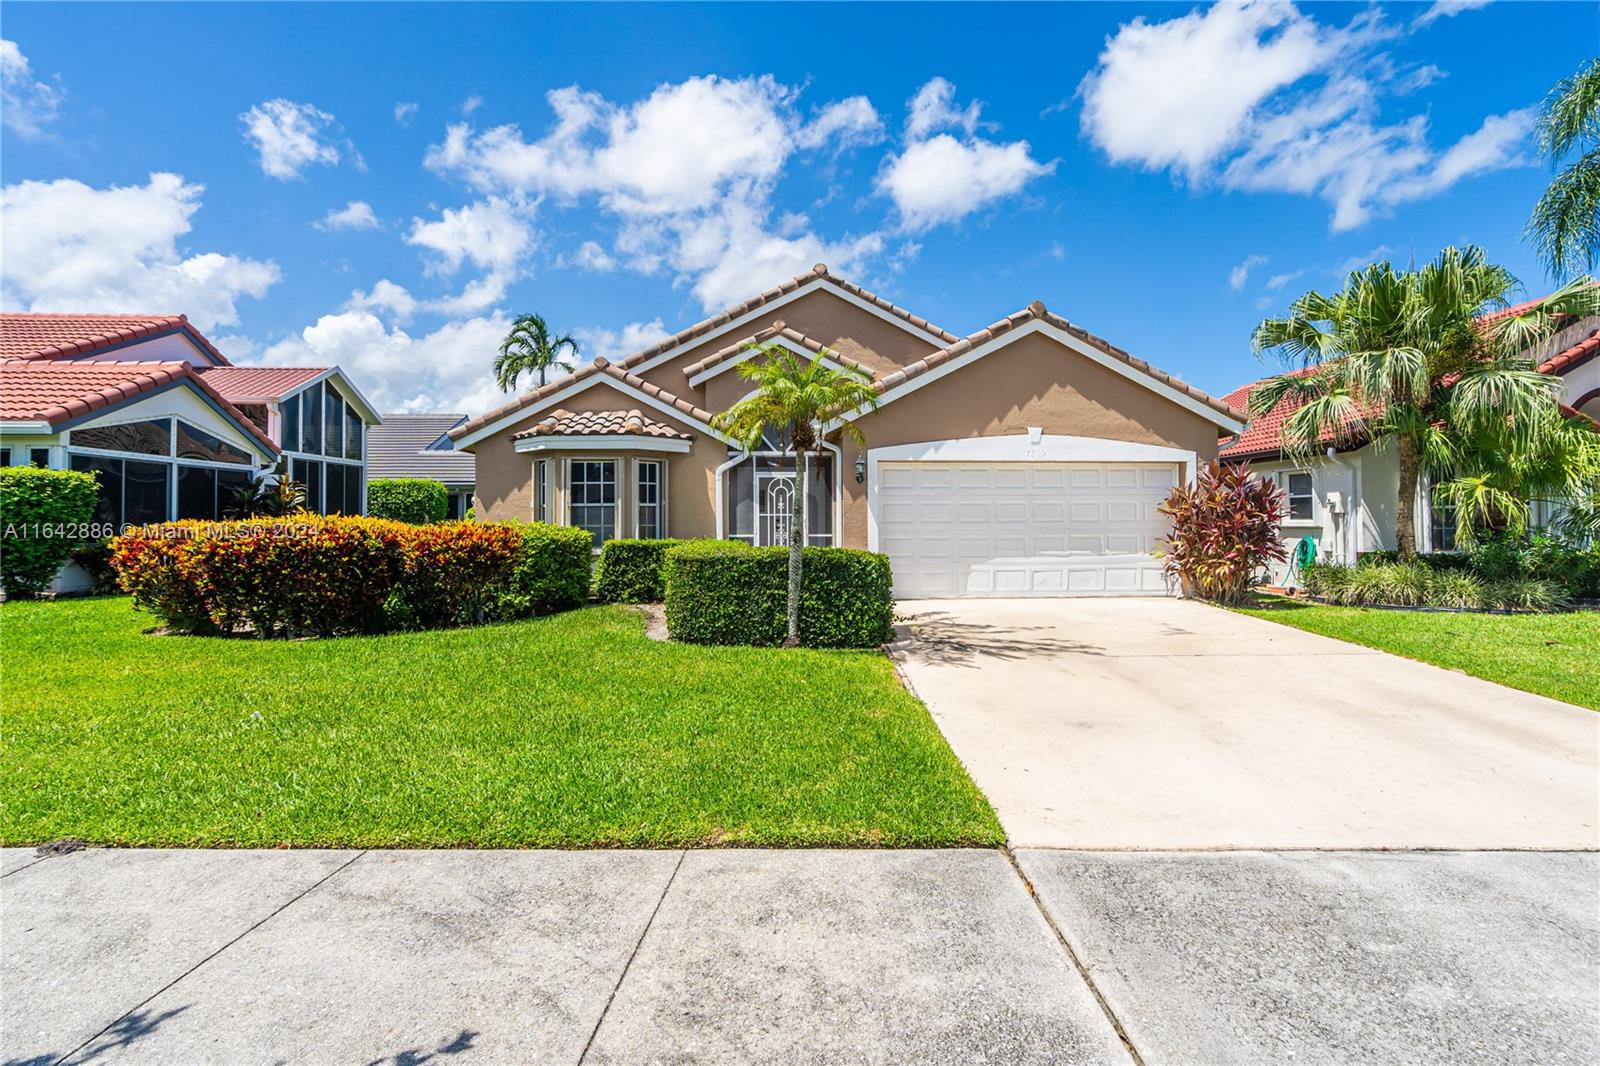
[877,461,1177,598]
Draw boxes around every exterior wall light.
[854,456,866,483]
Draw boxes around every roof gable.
[0,313,233,366]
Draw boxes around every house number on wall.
[1023,446,1047,458]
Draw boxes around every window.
[1284,471,1314,521]
[804,454,834,546]
[282,392,301,449]
[29,448,50,468]
[324,386,343,457]
[0,448,9,466]
[177,465,218,520]
[568,460,616,548]
[71,419,171,456]
[636,461,662,539]
[299,383,323,455]
[294,457,324,513]
[533,460,549,522]
[176,421,251,465]
[344,407,363,460]
[325,463,362,515]
[69,454,171,528]
[1430,493,1458,552]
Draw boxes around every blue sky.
[1,1,1592,415]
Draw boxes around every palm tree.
[1527,58,1600,280]
[712,342,879,647]
[1251,247,1599,558]
[494,314,580,392]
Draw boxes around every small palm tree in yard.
[495,313,580,391]
[1251,246,1600,558]
[713,343,878,647]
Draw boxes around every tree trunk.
[785,450,805,647]
[1396,434,1420,560]
[538,364,547,387]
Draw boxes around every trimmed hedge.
[593,538,684,602]
[366,478,449,524]
[0,467,100,598]
[110,516,589,637]
[663,541,894,648]
[496,521,595,618]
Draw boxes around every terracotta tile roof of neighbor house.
[0,359,278,452]
[0,312,234,365]
[452,357,717,440]
[195,366,330,403]
[367,413,477,484]
[872,300,1245,423]
[682,321,878,380]
[513,408,693,440]
[613,263,960,373]
[1540,329,1600,375]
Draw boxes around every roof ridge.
[680,320,877,380]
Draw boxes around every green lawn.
[1236,598,1600,710]
[2,597,1001,848]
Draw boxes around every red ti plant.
[1157,461,1288,604]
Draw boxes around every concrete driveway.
[891,598,1600,850]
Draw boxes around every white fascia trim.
[514,435,692,454]
[454,373,732,450]
[686,336,855,387]
[826,319,1245,434]
[628,278,949,379]
[865,434,1198,552]
[0,421,55,434]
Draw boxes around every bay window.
[569,460,616,547]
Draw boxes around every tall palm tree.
[1527,58,1600,280]
[494,314,580,392]
[1251,247,1598,558]
[713,342,879,647]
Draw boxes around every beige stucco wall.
[636,288,941,405]
[834,331,1224,549]
[469,377,726,537]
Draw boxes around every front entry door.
[756,471,797,546]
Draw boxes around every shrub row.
[1301,560,1571,613]
[366,478,449,524]
[0,467,99,598]
[592,538,685,603]
[111,515,592,637]
[1353,534,1600,602]
[663,541,894,648]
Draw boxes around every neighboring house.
[1220,300,1600,584]
[0,313,380,590]
[367,413,476,518]
[451,264,1246,598]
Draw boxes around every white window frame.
[1282,470,1316,524]
[532,459,550,522]
[568,457,618,548]
[634,459,666,539]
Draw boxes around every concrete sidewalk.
[4,846,1596,1064]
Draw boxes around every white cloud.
[573,240,616,271]
[905,77,982,139]
[0,172,278,331]
[1,39,63,139]
[426,76,900,311]
[1413,0,1493,29]
[402,197,535,314]
[796,96,884,151]
[241,99,345,180]
[346,279,417,321]
[258,309,513,414]
[462,95,484,116]
[315,200,381,231]
[1264,270,1304,291]
[1230,254,1267,291]
[572,319,672,361]
[1079,2,1533,230]
[394,101,418,124]
[878,79,1053,232]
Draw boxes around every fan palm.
[1527,58,1600,280]
[1251,247,1599,558]
[712,343,879,646]
[494,314,580,391]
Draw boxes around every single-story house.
[367,413,476,519]
[1219,297,1600,584]
[0,313,380,591]
[451,264,1246,598]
